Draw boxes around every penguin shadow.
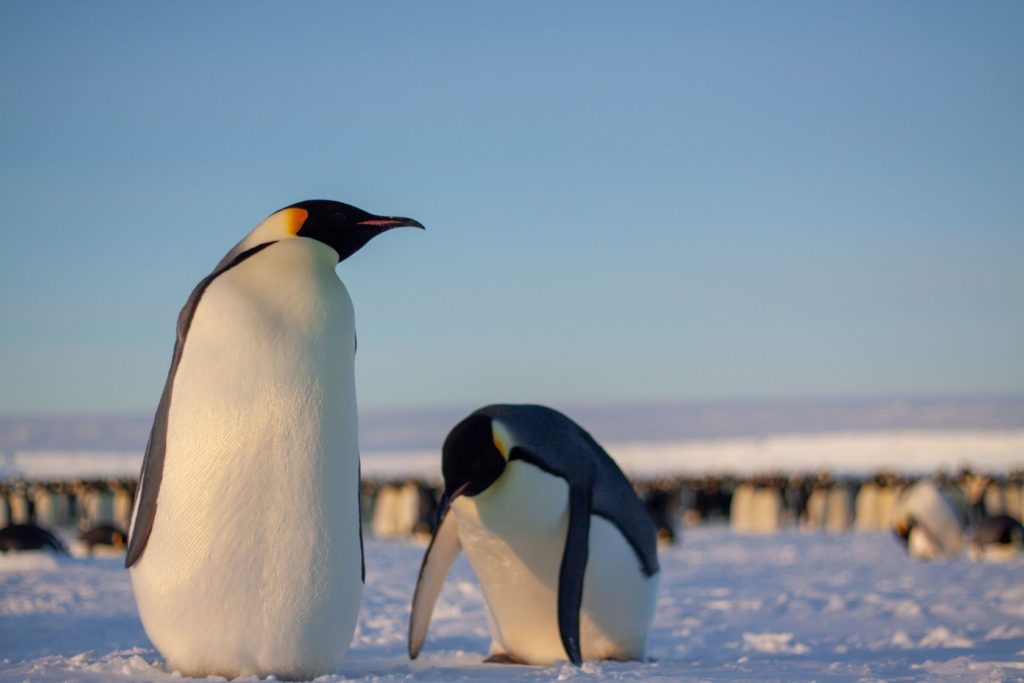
[341,649,536,680]
[400,651,658,675]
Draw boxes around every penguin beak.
[357,216,425,230]
[436,481,471,526]
[893,519,913,550]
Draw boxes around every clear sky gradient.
[1,1,1022,415]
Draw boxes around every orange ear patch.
[279,207,309,235]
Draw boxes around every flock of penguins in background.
[2,468,1022,560]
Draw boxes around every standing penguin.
[125,200,422,679]
[408,404,659,665]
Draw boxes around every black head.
[438,413,507,518]
[284,199,424,262]
[893,517,915,550]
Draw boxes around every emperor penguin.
[892,480,967,560]
[125,200,423,680]
[408,404,659,666]
[77,523,128,557]
[0,523,69,554]
[967,514,1024,562]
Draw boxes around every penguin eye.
[332,211,348,223]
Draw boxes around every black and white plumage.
[409,404,659,666]
[125,200,422,679]
[0,524,69,555]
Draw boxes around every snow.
[0,451,143,482]
[2,529,1022,682]
[5,429,1024,483]
[361,429,1024,480]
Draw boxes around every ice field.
[6,429,1024,483]
[3,404,1022,681]
[2,529,1023,682]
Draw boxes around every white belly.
[452,461,658,664]
[129,239,363,679]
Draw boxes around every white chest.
[130,239,364,678]
[452,461,658,663]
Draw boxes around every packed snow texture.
[2,529,1022,682]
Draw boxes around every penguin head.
[239,199,424,262]
[893,516,915,550]
[437,414,511,518]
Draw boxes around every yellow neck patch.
[277,207,309,235]
[491,421,515,461]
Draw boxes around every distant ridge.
[2,396,1022,453]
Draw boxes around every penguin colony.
[2,199,1021,676]
[7,470,1019,547]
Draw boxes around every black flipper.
[483,405,660,579]
[408,511,463,659]
[358,459,365,583]
[557,477,594,666]
[124,241,276,568]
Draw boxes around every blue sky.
[1,1,1022,415]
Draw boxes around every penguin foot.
[483,653,526,665]
[603,656,657,663]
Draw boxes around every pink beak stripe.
[358,219,408,227]
[449,481,471,501]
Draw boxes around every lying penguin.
[0,523,69,555]
[968,514,1024,562]
[78,524,128,556]
[408,404,659,665]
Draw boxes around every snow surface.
[2,529,1022,682]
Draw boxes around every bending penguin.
[408,404,659,666]
[125,200,422,679]
[891,480,967,560]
